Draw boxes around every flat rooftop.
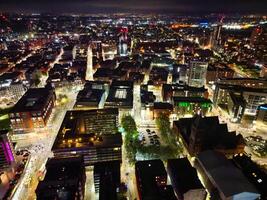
[167,158,204,194]
[105,81,133,108]
[36,156,84,200]
[11,87,53,113]
[52,108,122,151]
[197,151,259,199]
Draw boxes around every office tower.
[118,27,128,56]
[188,61,208,87]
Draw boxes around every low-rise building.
[173,97,212,116]
[255,104,267,125]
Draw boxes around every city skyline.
[1,0,267,14]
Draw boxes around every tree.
[121,115,137,134]
[121,115,139,164]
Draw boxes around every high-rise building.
[188,61,208,87]
[0,130,16,172]
[210,18,223,49]
[250,27,262,46]
[118,27,128,56]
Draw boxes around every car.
[153,135,159,138]
[146,129,150,132]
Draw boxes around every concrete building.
[9,86,56,132]
[52,108,122,166]
[188,61,208,88]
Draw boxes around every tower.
[188,61,208,88]
[250,27,262,46]
[118,27,128,56]
[210,16,224,49]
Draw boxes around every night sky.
[1,0,267,14]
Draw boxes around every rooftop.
[52,108,122,151]
[11,87,54,113]
[167,158,204,194]
[36,156,85,200]
[197,151,260,199]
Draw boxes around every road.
[86,45,93,81]
[11,85,81,200]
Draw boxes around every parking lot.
[138,124,161,147]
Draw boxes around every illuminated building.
[135,160,176,200]
[172,64,189,84]
[162,84,208,102]
[188,61,208,88]
[250,27,262,46]
[255,104,267,125]
[206,64,234,84]
[118,27,128,56]
[210,19,223,49]
[173,97,212,116]
[227,92,246,123]
[213,80,267,117]
[35,156,86,200]
[9,85,56,132]
[74,81,108,109]
[173,115,245,157]
[152,102,173,119]
[105,80,133,109]
[232,154,267,199]
[0,130,16,172]
[52,108,122,166]
[195,151,260,200]
[167,158,206,200]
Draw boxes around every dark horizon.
[1,0,267,15]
